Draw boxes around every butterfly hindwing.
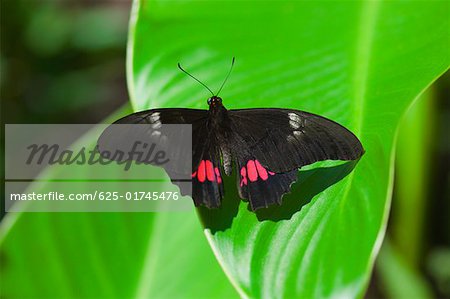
[236,158,297,210]
[228,108,364,173]
[191,148,225,208]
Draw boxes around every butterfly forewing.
[228,108,364,173]
[102,108,208,169]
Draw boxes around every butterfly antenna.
[177,63,214,96]
[215,57,235,96]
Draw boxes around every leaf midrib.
[352,0,381,136]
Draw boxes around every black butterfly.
[98,58,364,211]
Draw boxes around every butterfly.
[98,58,364,211]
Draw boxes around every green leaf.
[128,0,449,298]
[0,105,238,299]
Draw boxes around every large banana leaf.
[128,0,449,298]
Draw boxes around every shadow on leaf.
[197,173,242,233]
[255,160,358,221]
[198,160,359,233]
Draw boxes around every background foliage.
[1,1,449,298]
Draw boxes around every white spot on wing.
[152,122,162,129]
[150,112,160,122]
[293,130,303,137]
[288,112,301,129]
[287,135,297,143]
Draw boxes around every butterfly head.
[178,57,235,109]
[207,96,222,107]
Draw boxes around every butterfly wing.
[97,108,225,208]
[109,108,208,169]
[190,142,225,208]
[236,158,298,210]
[228,108,364,173]
[228,108,364,210]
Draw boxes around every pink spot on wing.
[215,167,222,184]
[240,167,248,186]
[240,167,247,177]
[197,160,206,182]
[255,160,268,180]
[268,171,275,175]
[191,171,197,178]
[205,160,215,182]
[247,160,258,182]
